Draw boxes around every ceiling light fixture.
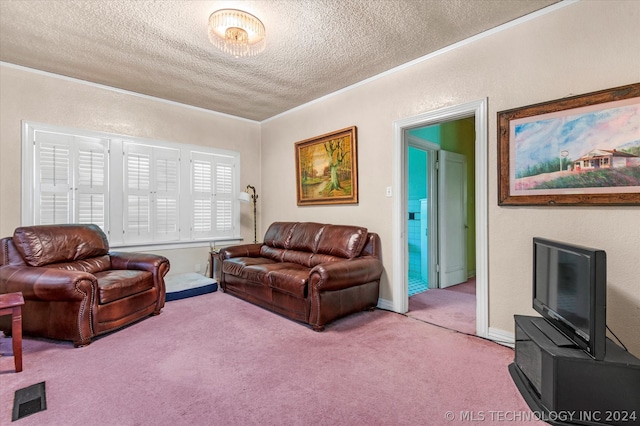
[208,9,266,58]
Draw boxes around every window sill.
[110,237,244,252]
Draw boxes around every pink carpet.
[408,278,476,335]
[1,290,540,425]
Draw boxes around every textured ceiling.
[0,0,559,121]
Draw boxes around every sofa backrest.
[361,233,381,259]
[0,237,27,267]
[11,224,110,267]
[262,222,369,260]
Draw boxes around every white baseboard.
[377,298,395,311]
[488,327,515,348]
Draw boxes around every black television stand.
[530,317,577,348]
[510,315,640,426]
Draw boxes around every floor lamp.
[239,185,258,244]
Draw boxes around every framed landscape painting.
[295,126,358,206]
[498,83,640,206]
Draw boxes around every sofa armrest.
[109,252,169,313]
[309,256,384,292]
[220,244,263,259]
[109,252,170,276]
[0,266,97,301]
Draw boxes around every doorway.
[408,123,473,293]
[392,99,488,338]
[407,144,436,296]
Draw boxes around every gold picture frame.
[295,126,358,206]
[498,83,640,206]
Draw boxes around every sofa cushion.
[268,265,310,298]
[242,263,296,283]
[315,224,368,259]
[13,224,109,267]
[43,255,111,274]
[260,246,285,262]
[223,257,276,278]
[95,269,153,304]
[281,249,314,267]
[263,222,298,248]
[286,222,325,252]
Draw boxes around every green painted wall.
[410,126,440,145]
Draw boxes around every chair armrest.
[309,256,384,292]
[220,244,263,259]
[109,252,170,277]
[0,266,97,301]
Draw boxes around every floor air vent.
[12,382,46,421]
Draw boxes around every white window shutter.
[74,136,109,231]
[34,131,72,225]
[154,147,180,241]
[190,153,237,240]
[191,153,214,239]
[24,122,241,247]
[123,143,152,243]
[214,162,234,237]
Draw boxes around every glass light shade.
[238,191,251,203]
[208,9,266,58]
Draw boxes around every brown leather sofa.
[0,224,170,346]
[220,222,383,331]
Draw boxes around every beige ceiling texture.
[0,0,559,121]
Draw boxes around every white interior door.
[438,150,467,288]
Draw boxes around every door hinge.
[436,264,440,272]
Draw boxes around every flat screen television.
[533,238,607,360]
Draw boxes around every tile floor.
[408,275,428,296]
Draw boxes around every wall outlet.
[195,263,201,272]
[386,186,392,197]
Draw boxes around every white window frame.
[22,121,243,250]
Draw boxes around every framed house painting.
[295,126,358,206]
[498,83,640,206]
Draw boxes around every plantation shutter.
[123,143,152,243]
[75,136,109,230]
[154,148,180,241]
[214,161,234,238]
[35,132,72,225]
[190,152,237,239]
[123,142,180,243]
[33,130,109,231]
[24,122,241,247]
[191,152,214,239]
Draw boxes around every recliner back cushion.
[13,224,110,267]
[263,222,298,248]
[286,222,325,252]
[315,224,368,259]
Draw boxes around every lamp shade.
[238,191,251,203]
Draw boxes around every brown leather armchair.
[0,224,169,347]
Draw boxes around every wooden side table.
[0,292,25,372]
[209,249,221,282]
